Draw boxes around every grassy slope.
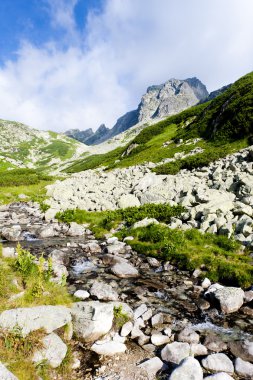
[65,71,253,174]
[0,119,85,171]
[0,169,55,206]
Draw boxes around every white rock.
[0,362,18,380]
[201,278,211,289]
[111,258,139,278]
[91,341,126,356]
[71,301,114,342]
[118,194,140,209]
[161,342,190,364]
[235,357,253,377]
[169,357,203,380]
[151,333,171,346]
[74,290,90,300]
[202,353,234,374]
[213,287,244,314]
[133,218,159,229]
[67,222,85,236]
[33,332,67,368]
[134,304,148,319]
[142,309,153,321]
[151,312,164,326]
[0,305,71,335]
[178,328,200,344]
[90,281,118,301]
[2,247,16,258]
[190,343,208,356]
[121,321,133,337]
[138,357,166,377]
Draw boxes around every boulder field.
[46,146,253,248]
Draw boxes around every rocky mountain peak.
[138,77,208,122]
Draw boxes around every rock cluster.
[0,203,252,379]
[46,146,253,247]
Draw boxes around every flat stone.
[33,332,67,368]
[134,304,148,320]
[169,357,203,380]
[74,290,90,300]
[151,333,171,346]
[138,357,167,377]
[0,305,71,335]
[204,374,234,380]
[111,258,139,278]
[202,353,234,374]
[161,342,190,364]
[91,341,126,356]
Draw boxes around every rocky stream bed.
[0,202,253,379]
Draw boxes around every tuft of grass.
[116,224,253,288]
[113,306,130,328]
[56,203,185,238]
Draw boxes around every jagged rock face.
[138,78,208,122]
[65,128,94,142]
[64,77,209,146]
[85,124,110,145]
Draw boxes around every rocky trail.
[0,202,252,379]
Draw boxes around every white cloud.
[0,0,252,132]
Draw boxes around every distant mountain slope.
[64,77,209,145]
[0,119,89,172]
[65,71,253,174]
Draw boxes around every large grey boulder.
[1,225,23,241]
[71,301,114,342]
[90,281,119,301]
[235,357,253,377]
[0,306,71,335]
[91,340,126,356]
[213,287,244,314]
[0,362,18,380]
[161,342,190,364]
[202,353,234,374]
[33,332,67,368]
[169,357,203,380]
[111,257,139,278]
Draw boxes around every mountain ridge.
[64,76,209,145]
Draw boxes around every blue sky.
[0,0,252,133]
[0,0,102,61]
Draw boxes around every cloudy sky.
[0,0,252,132]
